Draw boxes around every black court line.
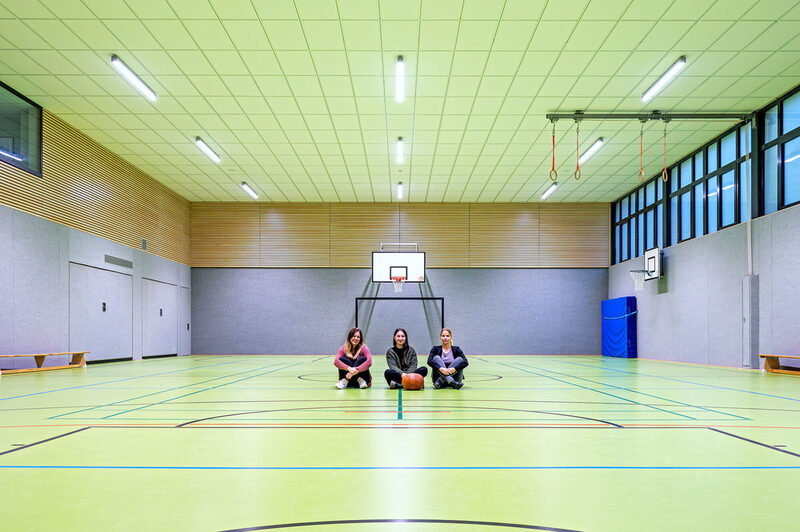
[221,518,581,531]
[174,404,623,428]
[708,428,800,459]
[0,427,90,457]
[297,373,503,383]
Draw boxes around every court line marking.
[397,389,402,420]
[708,428,800,459]
[221,518,580,532]
[49,362,288,420]
[518,362,750,421]
[0,427,90,457]
[558,360,800,402]
[497,361,695,420]
[1,465,799,470]
[0,358,247,403]
[103,361,305,419]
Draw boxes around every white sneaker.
[357,377,368,389]
[336,379,347,389]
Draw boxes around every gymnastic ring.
[549,169,558,181]
[573,168,581,181]
[638,168,646,182]
[661,167,669,183]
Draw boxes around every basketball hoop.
[629,269,651,291]
[391,276,406,293]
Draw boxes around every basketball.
[402,373,424,390]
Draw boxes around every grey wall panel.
[0,206,14,355]
[140,252,181,286]
[68,229,135,275]
[191,268,607,356]
[609,224,748,366]
[179,264,191,288]
[12,211,69,367]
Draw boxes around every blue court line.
[50,362,287,420]
[102,361,306,419]
[519,362,750,421]
[0,359,247,403]
[1,465,799,471]
[558,360,800,403]
[497,361,697,420]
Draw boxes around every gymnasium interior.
[2,0,800,530]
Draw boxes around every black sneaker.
[389,381,402,389]
[451,381,463,390]
[433,377,445,389]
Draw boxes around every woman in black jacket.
[384,328,428,388]
[428,328,468,389]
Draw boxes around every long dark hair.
[345,327,364,356]
[393,328,409,364]
[393,328,409,349]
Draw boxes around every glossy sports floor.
[2,355,799,531]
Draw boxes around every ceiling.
[1,0,799,203]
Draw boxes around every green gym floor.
[2,355,800,531]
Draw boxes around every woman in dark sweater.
[384,328,428,389]
[427,328,468,389]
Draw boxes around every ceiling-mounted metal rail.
[546,110,752,123]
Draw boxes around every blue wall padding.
[601,296,637,358]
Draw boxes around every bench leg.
[34,355,46,368]
[70,353,86,367]
[763,356,781,373]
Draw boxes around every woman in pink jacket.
[334,327,372,389]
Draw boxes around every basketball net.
[629,270,650,291]
[391,276,406,293]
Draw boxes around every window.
[707,176,718,234]
[783,91,800,134]
[721,171,735,226]
[740,161,750,222]
[708,143,718,173]
[621,222,629,261]
[681,192,691,240]
[765,146,778,214]
[657,203,663,249]
[670,196,678,246]
[645,181,655,206]
[0,81,42,176]
[680,159,692,187]
[694,152,704,180]
[766,105,778,142]
[646,209,654,249]
[694,183,704,237]
[785,136,800,206]
[721,131,736,166]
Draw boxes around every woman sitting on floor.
[427,328,468,389]
[384,328,428,389]
[334,327,372,389]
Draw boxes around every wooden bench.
[0,352,89,375]
[758,354,800,375]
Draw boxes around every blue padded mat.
[601,296,637,358]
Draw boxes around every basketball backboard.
[372,252,426,283]
[643,247,661,280]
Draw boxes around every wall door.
[69,263,133,361]
[142,278,178,357]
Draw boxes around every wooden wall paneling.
[190,203,260,267]
[259,204,330,267]
[538,203,610,268]
[0,111,190,264]
[330,203,400,267]
[398,203,469,267]
[469,204,540,267]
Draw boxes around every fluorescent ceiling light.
[195,137,221,163]
[241,182,258,200]
[396,137,404,164]
[578,137,604,165]
[642,56,686,103]
[786,153,800,164]
[396,182,403,200]
[541,182,557,200]
[395,56,405,102]
[110,54,156,102]
[0,148,23,161]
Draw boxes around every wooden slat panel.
[190,203,260,267]
[399,203,469,267]
[260,204,330,267]
[330,203,399,267]
[0,111,190,264]
[469,204,539,267]
[539,203,610,268]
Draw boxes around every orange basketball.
[402,373,424,390]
